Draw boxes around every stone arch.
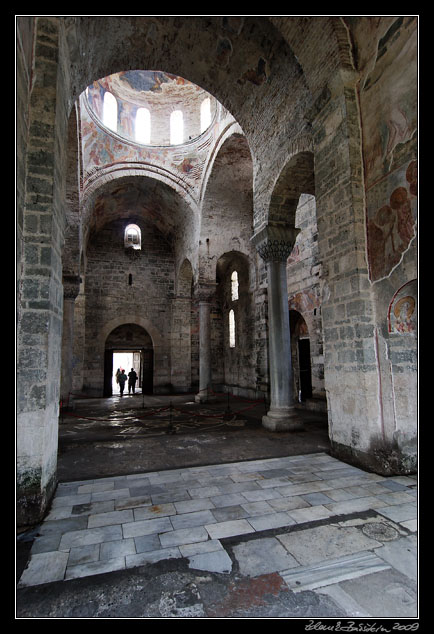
[99,313,163,352]
[216,250,250,288]
[98,315,163,397]
[177,258,194,297]
[65,17,310,145]
[200,133,254,283]
[80,172,198,261]
[268,16,357,98]
[268,150,315,229]
[80,165,200,252]
[199,123,250,204]
[216,251,255,395]
[103,322,154,396]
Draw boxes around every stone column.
[60,274,81,408]
[195,283,216,403]
[171,296,192,392]
[252,224,304,431]
[17,17,68,526]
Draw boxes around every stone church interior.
[16,16,418,617]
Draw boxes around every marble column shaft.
[195,283,217,403]
[252,224,304,431]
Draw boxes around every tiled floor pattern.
[18,452,417,589]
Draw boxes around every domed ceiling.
[85,70,218,147]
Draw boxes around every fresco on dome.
[117,70,186,93]
[80,72,225,196]
[118,100,135,139]
[80,103,206,193]
[86,82,105,120]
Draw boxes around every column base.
[195,390,216,403]
[262,407,305,432]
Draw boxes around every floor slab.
[17,396,418,618]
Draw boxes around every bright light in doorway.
[112,352,134,393]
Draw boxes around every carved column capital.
[251,223,300,262]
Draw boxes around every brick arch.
[268,16,356,98]
[199,132,254,282]
[67,17,309,142]
[80,164,199,250]
[268,150,315,228]
[199,123,250,204]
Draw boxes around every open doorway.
[104,323,154,397]
[289,310,313,403]
[112,351,141,395]
[298,338,312,401]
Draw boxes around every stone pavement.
[17,451,418,619]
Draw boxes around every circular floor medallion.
[362,521,399,541]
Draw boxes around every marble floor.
[17,451,418,618]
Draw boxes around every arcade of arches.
[16,16,417,526]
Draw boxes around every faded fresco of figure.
[388,279,417,335]
[367,160,416,281]
[393,296,416,333]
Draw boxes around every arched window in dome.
[124,224,141,250]
[103,91,118,132]
[229,309,236,348]
[135,107,151,144]
[170,110,184,145]
[231,271,239,301]
[200,97,211,133]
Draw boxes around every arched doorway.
[104,323,154,396]
[289,310,313,402]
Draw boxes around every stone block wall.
[16,17,72,525]
[215,256,256,396]
[286,194,325,403]
[82,218,175,395]
[16,17,418,530]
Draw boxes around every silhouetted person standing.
[128,368,138,394]
[118,369,127,396]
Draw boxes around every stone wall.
[215,254,256,396]
[82,218,175,395]
[16,17,71,525]
[287,194,325,404]
[16,16,418,528]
